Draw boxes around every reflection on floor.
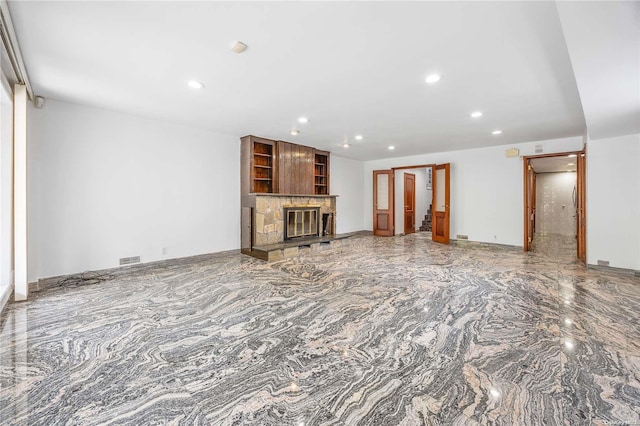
[532,232,577,258]
[1,233,639,425]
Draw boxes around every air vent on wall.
[535,144,543,154]
[456,234,469,240]
[597,260,610,267]
[119,256,140,265]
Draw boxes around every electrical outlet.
[162,247,168,255]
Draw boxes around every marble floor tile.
[1,232,639,425]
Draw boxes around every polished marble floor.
[1,233,639,425]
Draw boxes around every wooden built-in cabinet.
[277,141,314,194]
[241,135,330,196]
[241,136,278,194]
[314,150,330,195]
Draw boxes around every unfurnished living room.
[0,1,639,425]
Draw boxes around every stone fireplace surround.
[253,194,337,246]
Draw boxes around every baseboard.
[587,263,640,277]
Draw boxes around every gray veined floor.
[1,233,639,425]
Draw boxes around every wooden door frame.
[390,164,436,236]
[403,172,416,235]
[522,150,586,260]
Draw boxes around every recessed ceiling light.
[388,145,395,150]
[568,154,577,158]
[342,143,350,148]
[492,130,502,135]
[355,135,363,140]
[425,74,441,84]
[470,111,483,118]
[230,41,248,53]
[298,117,309,124]
[187,80,205,89]
[290,129,299,136]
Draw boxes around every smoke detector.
[230,41,248,53]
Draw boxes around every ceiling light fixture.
[388,146,395,150]
[492,130,502,135]
[187,80,205,89]
[470,111,483,118]
[290,129,299,136]
[425,74,441,84]
[355,135,363,140]
[342,143,350,148]
[230,41,248,53]
[298,117,309,124]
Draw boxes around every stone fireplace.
[252,195,337,246]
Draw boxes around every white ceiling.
[556,1,640,140]
[6,1,631,161]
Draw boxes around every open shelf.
[314,152,329,195]
[253,141,274,193]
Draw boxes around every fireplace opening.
[322,213,333,236]
[284,207,320,241]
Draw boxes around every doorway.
[523,151,586,261]
[393,168,432,236]
[373,163,450,244]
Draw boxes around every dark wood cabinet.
[241,136,277,194]
[241,135,329,196]
[314,150,330,195]
[277,141,314,194]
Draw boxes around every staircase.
[419,205,432,232]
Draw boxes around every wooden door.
[373,170,394,236]
[432,163,450,244]
[576,151,586,262]
[524,159,535,251]
[404,173,415,235]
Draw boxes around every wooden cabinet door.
[278,141,314,194]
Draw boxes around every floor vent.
[597,260,610,267]
[456,234,469,240]
[120,256,140,266]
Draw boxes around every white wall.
[0,75,13,310]
[535,172,577,236]
[364,137,584,246]
[330,155,365,234]
[28,100,240,281]
[393,170,405,235]
[587,133,640,270]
